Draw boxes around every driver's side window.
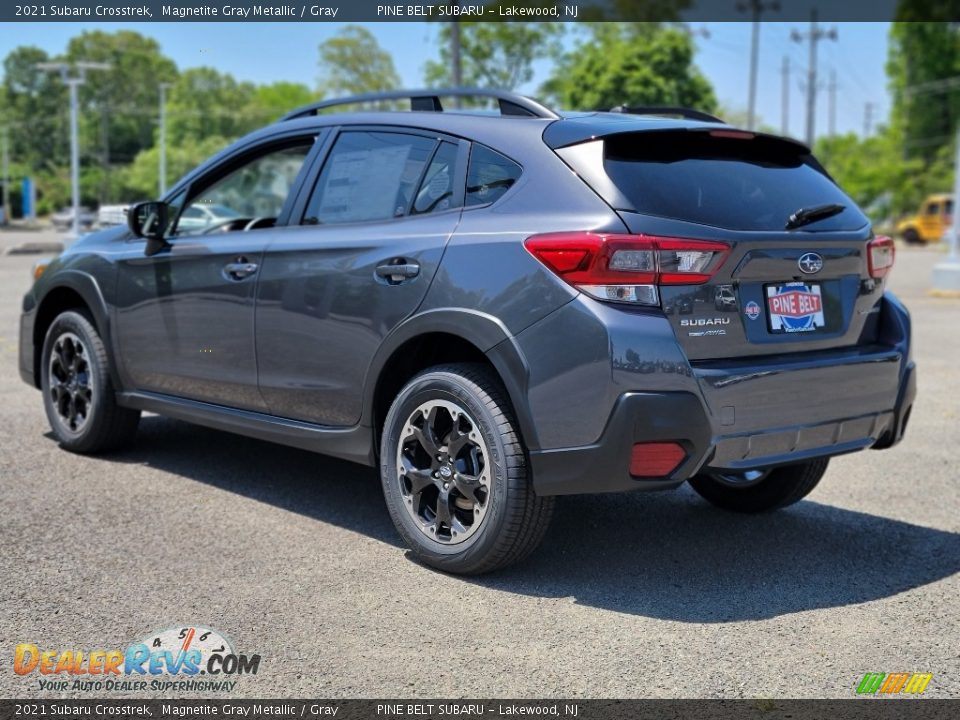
[175,142,313,236]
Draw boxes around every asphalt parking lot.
[0,230,958,699]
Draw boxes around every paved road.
[1,231,958,699]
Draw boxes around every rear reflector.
[630,442,687,477]
[524,232,729,306]
[867,235,895,279]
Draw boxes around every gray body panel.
[18,108,916,497]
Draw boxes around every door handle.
[375,260,420,284]
[223,260,259,280]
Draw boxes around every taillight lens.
[524,232,729,306]
[867,235,895,279]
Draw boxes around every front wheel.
[688,458,829,513]
[380,363,554,575]
[41,310,140,453]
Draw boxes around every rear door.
[255,127,467,426]
[557,128,881,361]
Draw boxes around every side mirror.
[127,201,171,257]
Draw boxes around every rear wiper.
[785,203,846,230]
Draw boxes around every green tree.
[887,22,960,163]
[425,20,564,90]
[543,24,716,112]
[167,67,260,145]
[815,127,952,220]
[63,31,179,172]
[2,46,69,175]
[121,135,231,199]
[253,81,317,122]
[318,25,400,96]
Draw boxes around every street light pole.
[36,61,110,241]
[159,83,171,197]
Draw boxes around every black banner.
[1,700,959,720]
[2,0,960,23]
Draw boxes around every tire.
[902,228,922,245]
[688,458,829,513]
[380,363,554,575]
[40,310,140,453]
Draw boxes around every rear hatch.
[551,126,889,361]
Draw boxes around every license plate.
[765,282,825,333]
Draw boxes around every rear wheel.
[688,458,829,513]
[41,310,140,453]
[380,363,554,575]
[902,228,922,245]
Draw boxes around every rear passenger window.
[466,145,521,207]
[303,131,437,224]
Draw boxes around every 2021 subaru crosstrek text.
[19,90,916,574]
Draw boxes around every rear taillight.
[524,232,729,306]
[867,235,895,279]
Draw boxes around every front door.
[114,137,319,411]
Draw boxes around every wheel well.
[32,287,92,388]
[372,333,495,449]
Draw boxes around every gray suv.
[18,90,915,574]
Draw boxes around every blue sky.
[1,22,890,139]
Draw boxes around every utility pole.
[37,61,111,241]
[828,69,838,136]
[738,0,781,131]
[1,126,9,226]
[781,56,790,136]
[791,10,837,147]
[863,102,874,137]
[159,82,171,196]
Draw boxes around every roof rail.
[606,105,725,123]
[281,88,559,121]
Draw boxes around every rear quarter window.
[466,145,521,207]
[603,131,867,232]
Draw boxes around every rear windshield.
[603,131,867,232]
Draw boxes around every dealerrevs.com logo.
[14,626,261,692]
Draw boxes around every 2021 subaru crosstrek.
[19,90,915,574]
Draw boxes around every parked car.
[51,206,95,232]
[97,205,130,228]
[896,193,953,244]
[19,89,915,575]
[175,202,242,233]
[714,286,738,311]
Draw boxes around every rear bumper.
[530,356,913,496]
[529,295,915,497]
